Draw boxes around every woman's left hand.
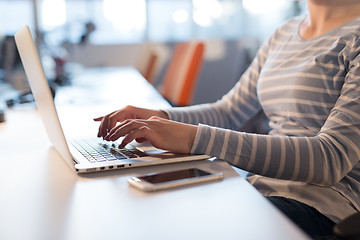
[104,116,198,154]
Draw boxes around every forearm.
[191,124,359,186]
[163,103,232,128]
[163,81,262,130]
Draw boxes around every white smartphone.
[128,168,223,191]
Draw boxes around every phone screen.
[138,168,212,184]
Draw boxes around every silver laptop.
[14,25,210,174]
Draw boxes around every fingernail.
[104,134,111,141]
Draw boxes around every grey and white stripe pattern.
[165,15,360,222]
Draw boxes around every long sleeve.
[164,38,270,130]
[192,32,360,187]
[167,16,360,222]
[166,18,360,188]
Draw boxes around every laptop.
[14,25,210,174]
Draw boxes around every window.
[0,0,306,45]
[39,0,146,45]
[242,0,300,41]
[147,0,193,42]
[0,1,33,35]
[192,0,243,40]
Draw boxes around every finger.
[105,119,135,138]
[93,116,103,121]
[119,126,151,148]
[98,115,111,138]
[102,110,133,137]
[135,137,147,143]
[98,111,118,138]
[98,117,106,137]
[97,118,103,137]
[107,111,123,132]
[105,119,148,141]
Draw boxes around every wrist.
[187,125,198,153]
[157,110,170,119]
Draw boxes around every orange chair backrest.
[143,51,158,84]
[161,41,205,106]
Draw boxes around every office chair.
[136,43,161,84]
[160,41,205,106]
[136,43,170,85]
[333,212,360,239]
[142,51,158,84]
[137,47,159,84]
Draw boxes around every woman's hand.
[94,105,169,139]
[103,116,198,154]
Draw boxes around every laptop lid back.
[14,25,76,171]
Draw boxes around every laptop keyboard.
[69,138,147,163]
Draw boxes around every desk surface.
[0,67,308,240]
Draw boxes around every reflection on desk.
[0,67,309,240]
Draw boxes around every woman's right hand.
[93,105,169,139]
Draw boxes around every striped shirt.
[164,15,360,222]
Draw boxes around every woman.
[94,0,360,238]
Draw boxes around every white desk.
[0,67,309,240]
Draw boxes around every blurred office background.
[0,0,306,106]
